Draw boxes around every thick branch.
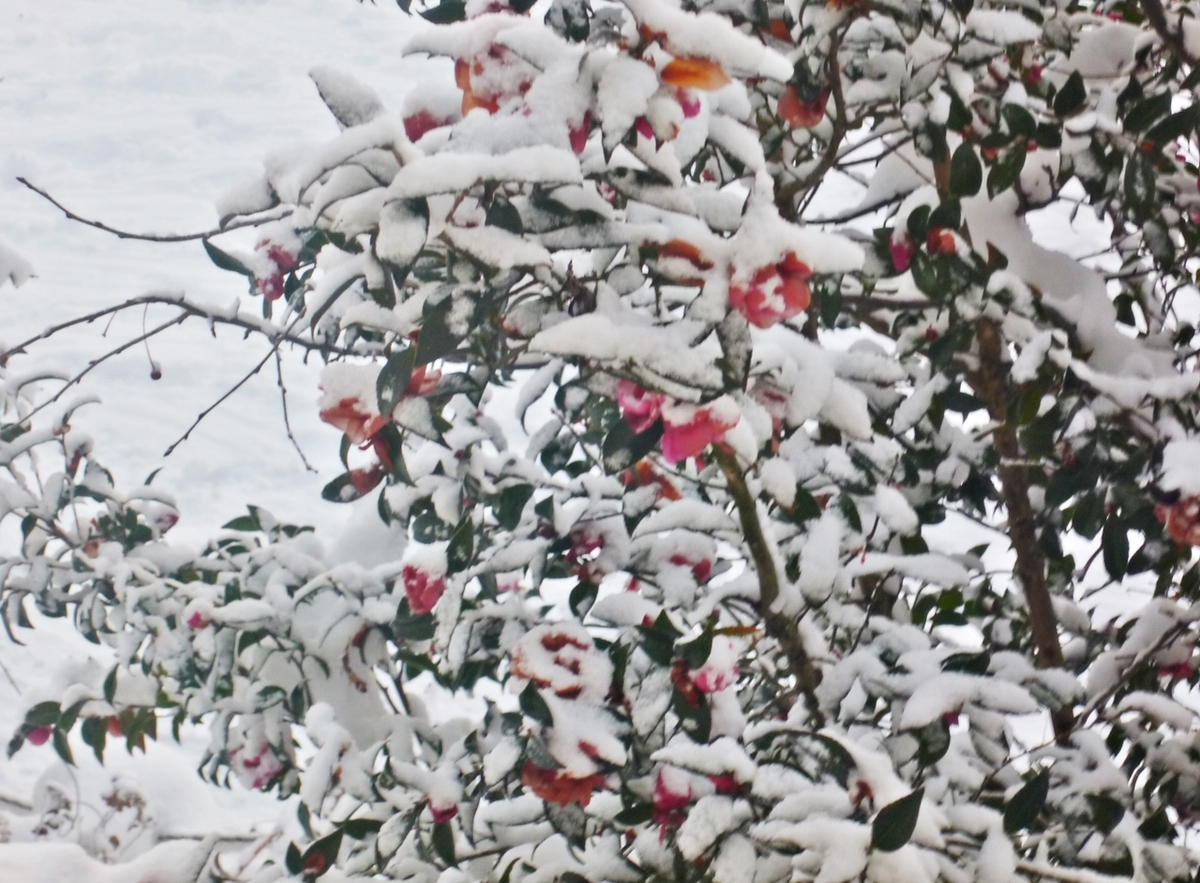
[1140,0,1198,66]
[775,29,850,217]
[967,318,1073,741]
[714,445,823,722]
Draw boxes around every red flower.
[569,111,593,154]
[430,803,458,824]
[1159,496,1200,546]
[186,610,208,629]
[255,274,285,301]
[455,44,535,116]
[728,253,813,329]
[778,86,829,128]
[660,397,739,464]
[404,109,455,142]
[621,460,682,501]
[27,726,52,746]
[403,564,447,615]
[669,554,712,584]
[521,761,605,806]
[660,57,731,91]
[926,228,956,256]
[676,89,701,118]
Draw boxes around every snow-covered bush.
[5,0,1200,880]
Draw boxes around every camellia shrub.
[5,0,1200,880]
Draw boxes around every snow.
[1159,438,1200,497]
[0,235,34,290]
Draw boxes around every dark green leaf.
[286,843,304,876]
[26,701,61,728]
[393,611,436,641]
[987,148,1026,198]
[446,517,474,574]
[431,821,457,866]
[302,829,344,880]
[1004,769,1050,833]
[321,471,382,504]
[343,818,384,839]
[103,669,117,704]
[602,417,663,474]
[202,239,254,277]
[1102,518,1129,580]
[420,0,465,22]
[377,347,417,417]
[519,681,553,728]
[496,484,534,531]
[487,199,523,233]
[80,717,107,764]
[906,205,931,241]
[928,199,961,231]
[1053,72,1086,116]
[417,297,461,365]
[614,801,654,826]
[942,651,990,674]
[872,788,924,851]
[1123,92,1172,133]
[569,581,598,618]
[1086,794,1125,835]
[1002,104,1037,139]
[52,727,74,766]
[949,144,982,197]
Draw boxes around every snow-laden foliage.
[5,0,1200,881]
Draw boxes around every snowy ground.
[0,0,438,864]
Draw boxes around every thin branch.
[17,177,290,243]
[275,350,318,473]
[1139,0,1198,67]
[1075,620,1192,727]
[16,314,189,426]
[164,343,282,457]
[0,292,360,365]
[776,26,852,216]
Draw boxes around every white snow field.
[0,0,439,874]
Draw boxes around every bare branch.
[17,177,290,243]
[164,344,280,457]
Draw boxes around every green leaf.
[946,91,972,131]
[431,821,457,866]
[80,717,107,764]
[302,829,344,880]
[909,252,941,298]
[906,205,931,242]
[52,727,74,766]
[872,788,924,852]
[928,199,961,231]
[420,0,465,22]
[792,488,822,523]
[949,144,982,197]
[614,801,654,826]
[286,843,304,876]
[343,818,384,839]
[416,297,461,365]
[941,651,990,674]
[519,681,553,728]
[393,611,437,641]
[377,347,416,417]
[987,147,1026,198]
[1086,794,1125,835]
[321,470,381,504]
[1001,104,1037,139]
[26,701,61,728]
[496,484,534,531]
[202,239,254,277]
[602,417,663,474]
[569,581,598,618]
[1145,103,1200,145]
[679,627,714,670]
[1053,71,1086,116]
[1004,769,1050,833]
[1102,518,1129,580]
[487,199,523,233]
[1123,91,1172,133]
[446,517,475,574]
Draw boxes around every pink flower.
[669,554,712,583]
[654,769,692,812]
[690,636,740,693]
[27,726,52,746]
[660,397,739,464]
[634,116,655,140]
[728,253,813,329]
[403,564,447,615]
[187,610,208,629]
[889,235,915,272]
[265,244,298,272]
[616,380,664,434]
[676,89,701,118]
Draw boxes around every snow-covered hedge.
[5,0,1200,881]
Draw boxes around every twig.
[1139,0,1198,67]
[1074,620,1192,727]
[164,343,282,457]
[17,177,290,243]
[274,350,318,473]
[16,314,189,426]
